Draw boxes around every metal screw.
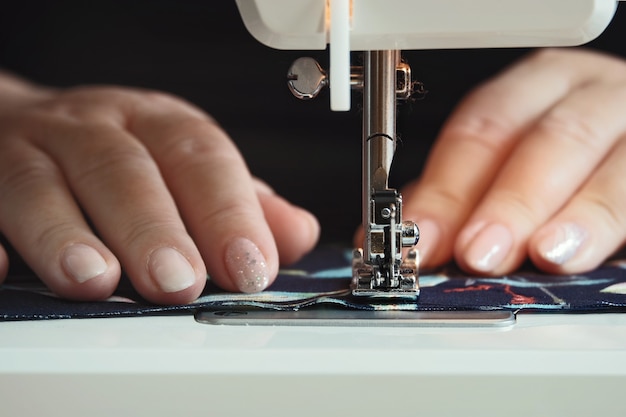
[287,57,328,100]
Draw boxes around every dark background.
[1,1,625,244]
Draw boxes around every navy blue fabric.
[1,247,626,320]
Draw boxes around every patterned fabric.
[1,247,626,320]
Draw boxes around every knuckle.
[22,86,135,125]
[581,192,626,233]
[22,97,76,121]
[419,185,471,213]
[195,200,259,233]
[34,95,93,121]
[133,89,208,119]
[536,107,602,150]
[444,112,514,153]
[491,189,544,227]
[71,139,152,188]
[62,85,135,103]
[33,221,76,248]
[160,122,239,166]
[0,154,56,196]
[117,215,180,250]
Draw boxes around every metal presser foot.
[288,50,423,301]
[351,191,420,300]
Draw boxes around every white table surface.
[1,312,625,417]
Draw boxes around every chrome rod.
[362,50,399,259]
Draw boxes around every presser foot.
[351,248,420,300]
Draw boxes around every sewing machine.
[1,3,626,416]
[236,0,620,299]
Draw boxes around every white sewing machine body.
[237,0,622,112]
[2,313,626,416]
[237,0,618,51]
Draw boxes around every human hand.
[401,48,626,275]
[0,74,319,304]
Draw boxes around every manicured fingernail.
[225,237,270,293]
[148,247,196,293]
[538,223,587,265]
[62,243,108,284]
[465,223,513,272]
[415,218,440,263]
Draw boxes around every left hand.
[0,73,319,304]
[400,48,626,275]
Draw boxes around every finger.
[454,71,626,274]
[528,135,626,273]
[128,93,279,293]
[0,243,8,284]
[253,179,320,265]
[402,49,626,268]
[352,226,364,251]
[28,116,206,304]
[0,141,121,300]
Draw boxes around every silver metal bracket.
[287,57,425,101]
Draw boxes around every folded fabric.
[1,247,626,320]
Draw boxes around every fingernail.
[299,208,321,242]
[225,237,270,293]
[465,223,513,272]
[62,243,108,284]
[415,218,440,263]
[538,223,587,265]
[148,247,197,293]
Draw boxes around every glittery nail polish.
[225,237,270,293]
[538,223,587,265]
